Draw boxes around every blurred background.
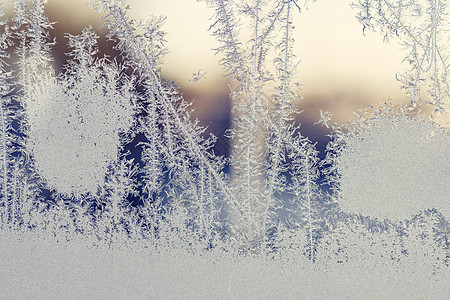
[5,0,414,155]
[126,0,410,120]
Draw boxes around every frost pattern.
[0,0,448,298]
[24,27,136,197]
[322,104,449,221]
[202,0,322,253]
[352,0,450,114]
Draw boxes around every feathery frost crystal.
[0,0,448,298]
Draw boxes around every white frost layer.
[1,230,448,299]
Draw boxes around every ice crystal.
[0,0,448,297]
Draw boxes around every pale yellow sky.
[7,0,414,124]
[128,0,410,123]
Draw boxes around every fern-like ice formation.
[0,0,448,297]
[201,0,322,253]
[21,24,136,197]
[352,0,450,115]
[89,0,240,242]
[0,3,15,224]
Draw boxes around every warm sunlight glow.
[130,0,409,122]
